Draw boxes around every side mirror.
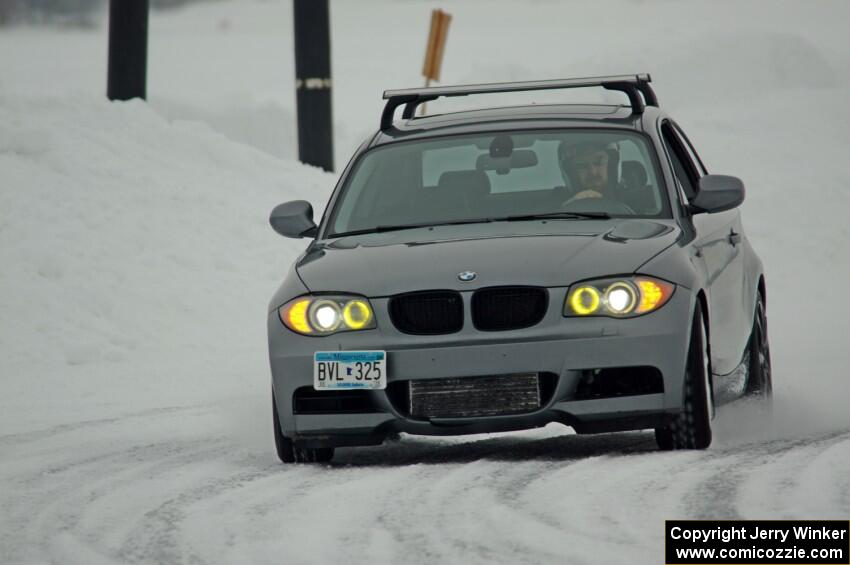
[269,200,318,238]
[690,175,745,214]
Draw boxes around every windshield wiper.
[500,211,611,221]
[330,217,495,238]
[329,212,610,238]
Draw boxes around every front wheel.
[655,307,714,450]
[273,390,334,464]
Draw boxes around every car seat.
[618,160,656,213]
[414,170,490,221]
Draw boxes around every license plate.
[313,351,387,390]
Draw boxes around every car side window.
[660,122,698,200]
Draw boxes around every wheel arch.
[695,288,715,396]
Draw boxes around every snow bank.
[0,93,332,433]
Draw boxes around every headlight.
[564,276,674,318]
[279,295,376,335]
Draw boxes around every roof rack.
[380,73,658,131]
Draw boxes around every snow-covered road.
[2,0,850,563]
[3,402,849,564]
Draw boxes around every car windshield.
[327,129,669,237]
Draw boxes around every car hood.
[296,219,680,296]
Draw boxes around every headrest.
[621,160,648,188]
[437,170,491,195]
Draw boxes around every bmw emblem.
[457,271,477,282]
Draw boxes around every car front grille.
[389,290,463,335]
[471,286,548,331]
[386,373,558,419]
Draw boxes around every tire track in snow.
[677,432,850,519]
[116,455,278,564]
[0,405,205,446]
[734,431,850,518]
[320,432,659,565]
[0,405,241,564]
[2,406,849,565]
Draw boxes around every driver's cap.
[559,140,616,163]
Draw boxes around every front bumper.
[268,286,695,447]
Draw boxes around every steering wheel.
[561,195,636,215]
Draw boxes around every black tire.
[273,390,334,464]
[744,291,773,404]
[655,307,713,450]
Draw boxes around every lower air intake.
[573,366,664,400]
[407,373,543,419]
[293,387,382,414]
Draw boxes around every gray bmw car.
[267,74,772,463]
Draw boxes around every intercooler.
[406,373,542,418]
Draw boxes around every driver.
[558,140,617,205]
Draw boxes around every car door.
[660,121,746,378]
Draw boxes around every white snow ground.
[1,1,850,563]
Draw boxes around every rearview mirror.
[476,149,538,175]
[269,200,318,238]
[690,175,745,214]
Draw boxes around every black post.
[107,0,149,101]
[293,0,334,172]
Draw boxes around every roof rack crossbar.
[380,73,658,131]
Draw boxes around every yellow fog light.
[280,298,312,334]
[570,286,601,315]
[343,299,373,330]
